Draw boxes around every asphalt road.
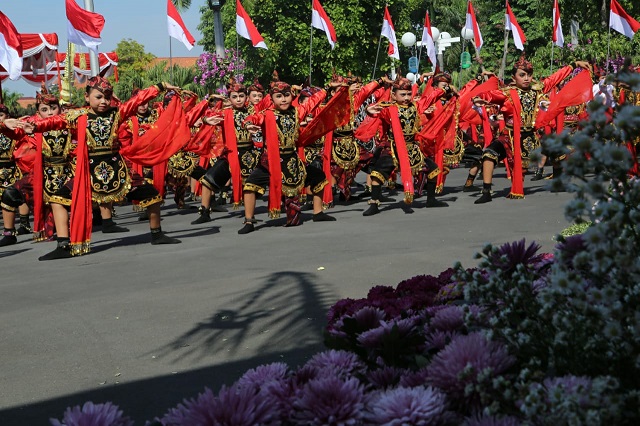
[0,166,573,425]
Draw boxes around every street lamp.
[207,0,226,57]
[401,32,419,77]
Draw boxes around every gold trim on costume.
[70,241,91,256]
[370,171,386,183]
[0,202,17,212]
[137,194,163,208]
[47,195,72,207]
[243,182,266,195]
[311,179,328,195]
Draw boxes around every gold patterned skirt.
[89,153,131,204]
[239,146,261,179]
[390,140,425,174]
[281,152,307,197]
[332,135,360,170]
[443,133,465,167]
[168,151,200,178]
[0,160,22,195]
[43,159,72,204]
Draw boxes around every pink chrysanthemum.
[291,376,367,425]
[427,333,514,403]
[364,386,447,425]
[50,402,133,426]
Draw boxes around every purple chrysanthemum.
[463,413,522,426]
[236,362,289,390]
[305,350,365,378]
[427,333,515,402]
[169,384,278,426]
[488,239,543,272]
[357,316,421,349]
[291,376,367,425]
[351,306,387,330]
[50,402,133,426]
[367,285,396,299]
[430,306,465,332]
[364,386,447,425]
[542,375,593,407]
[424,330,460,351]
[398,368,430,388]
[366,366,407,388]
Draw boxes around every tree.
[172,0,191,11]
[115,38,157,79]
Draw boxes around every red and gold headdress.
[392,77,412,91]
[86,76,113,97]
[226,77,246,94]
[269,70,291,95]
[36,83,59,106]
[248,78,264,93]
[432,72,452,86]
[130,87,141,98]
[512,54,533,74]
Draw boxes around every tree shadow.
[153,270,336,363]
[0,247,31,258]
[90,227,221,253]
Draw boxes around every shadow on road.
[0,270,336,425]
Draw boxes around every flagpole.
[309,0,314,86]
[372,7,387,80]
[606,25,611,73]
[169,37,174,84]
[550,43,554,74]
[83,0,99,77]
[499,1,509,80]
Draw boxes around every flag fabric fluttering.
[552,0,564,47]
[505,1,526,51]
[609,0,640,39]
[236,0,268,49]
[381,6,399,60]
[311,0,337,50]
[66,0,105,53]
[167,0,196,50]
[464,1,483,51]
[0,11,23,80]
[421,11,437,68]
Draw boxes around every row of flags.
[1,0,639,82]
[465,0,638,53]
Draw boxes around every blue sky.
[1,0,208,96]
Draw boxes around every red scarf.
[508,89,525,199]
[222,108,243,207]
[70,115,93,255]
[388,105,415,204]
[32,133,45,240]
[264,110,283,217]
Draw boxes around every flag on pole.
[66,0,105,53]
[609,0,640,39]
[0,11,23,80]
[381,6,399,60]
[421,11,437,68]
[464,1,484,51]
[311,0,337,49]
[167,0,196,50]
[505,1,526,51]
[236,0,268,49]
[552,0,564,47]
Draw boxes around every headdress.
[392,77,412,91]
[512,54,533,74]
[226,77,246,94]
[269,70,291,95]
[0,104,9,115]
[130,88,141,98]
[248,78,264,93]
[163,90,177,106]
[36,83,59,106]
[86,76,113,97]
[299,86,322,100]
[432,72,452,86]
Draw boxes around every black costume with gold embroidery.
[41,129,73,206]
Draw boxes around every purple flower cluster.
[194,49,246,89]
[50,402,133,426]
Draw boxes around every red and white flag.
[609,0,640,39]
[552,0,564,47]
[311,0,337,49]
[0,11,23,80]
[381,6,399,60]
[505,1,526,51]
[236,0,267,49]
[421,11,437,69]
[66,0,105,53]
[464,1,483,51]
[167,0,196,50]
